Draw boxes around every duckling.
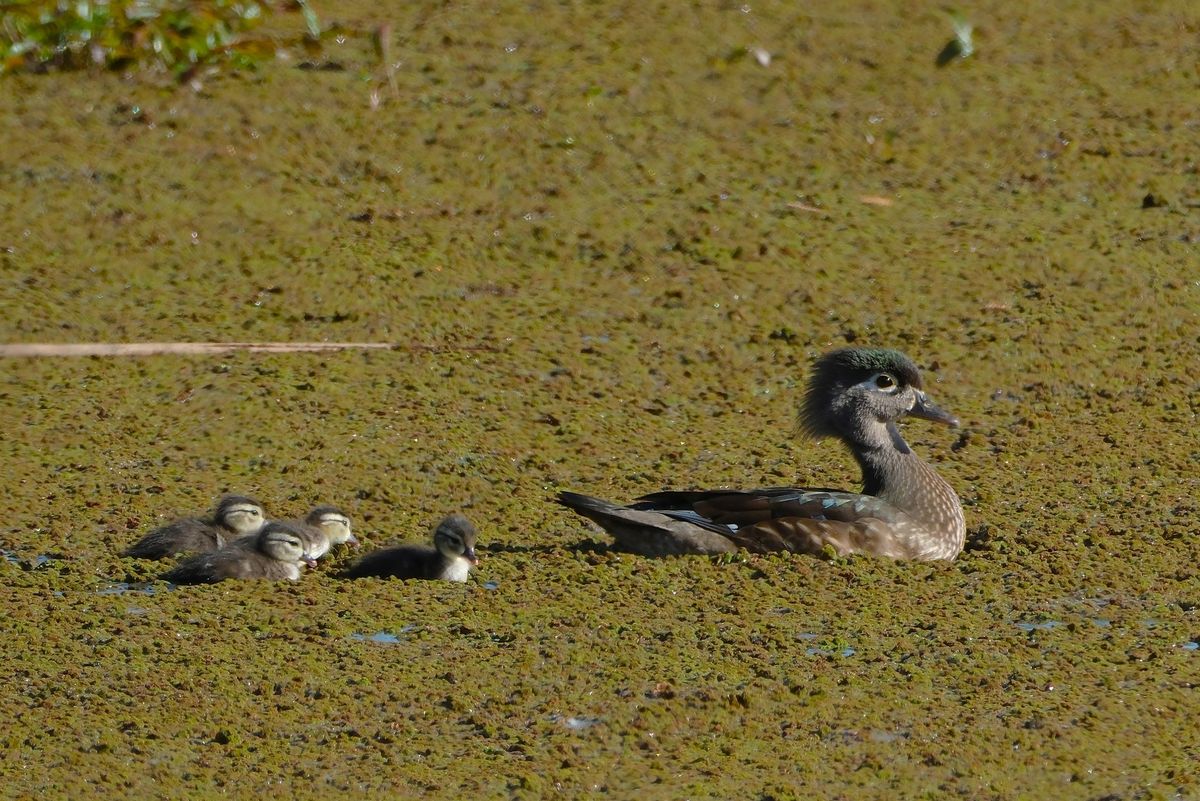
[296,505,359,559]
[343,514,478,581]
[160,521,317,584]
[557,347,965,561]
[123,495,266,559]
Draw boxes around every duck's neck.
[848,422,913,497]
[849,422,960,522]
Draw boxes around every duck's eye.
[874,373,896,389]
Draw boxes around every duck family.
[122,347,964,587]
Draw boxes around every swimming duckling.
[343,514,478,582]
[161,521,317,584]
[297,505,359,559]
[123,495,267,559]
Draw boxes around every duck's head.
[216,495,267,535]
[259,522,317,567]
[799,348,958,443]
[433,514,479,566]
[306,506,359,548]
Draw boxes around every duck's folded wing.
[343,547,431,579]
[634,489,916,559]
[160,552,220,584]
[556,491,738,556]
[124,519,222,559]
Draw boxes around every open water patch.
[349,624,418,644]
[2,549,54,570]
[796,632,856,657]
[97,581,162,596]
[1015,619,1064,633]
[549,713,602,731]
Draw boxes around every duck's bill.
[465,549,480,566]
[909,390,959,427]
[302,556,319,568]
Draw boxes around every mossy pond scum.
[0,1,1197,798]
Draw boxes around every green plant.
[0,0,320,78]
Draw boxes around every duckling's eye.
[874,373,896,390]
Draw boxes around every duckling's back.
[342,545,441,580]
[124,517,224,559]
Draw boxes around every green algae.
[1,0,1199,798]
[0,0,308,79]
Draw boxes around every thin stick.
[1,342,402,357]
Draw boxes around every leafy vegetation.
[0,0,321,79]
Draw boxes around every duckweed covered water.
[1,1,1198,798]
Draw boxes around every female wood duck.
[342,514,479,581]
[161,521,318,584]
[557,347,966,561]
[123,495,267,559]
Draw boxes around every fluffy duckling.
[343,514,478,582]
[296,505,359,559]
[161,521,317,584]
[123,495,266,559]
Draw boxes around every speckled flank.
[878,452,966,560]
[0,0,1198,798]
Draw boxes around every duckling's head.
[433,514,479,565]
[216,495,267,535]
[799,348,958,442]
[305,505,359,547]
[258,522,318,568]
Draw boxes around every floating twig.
[0,342,496,357]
